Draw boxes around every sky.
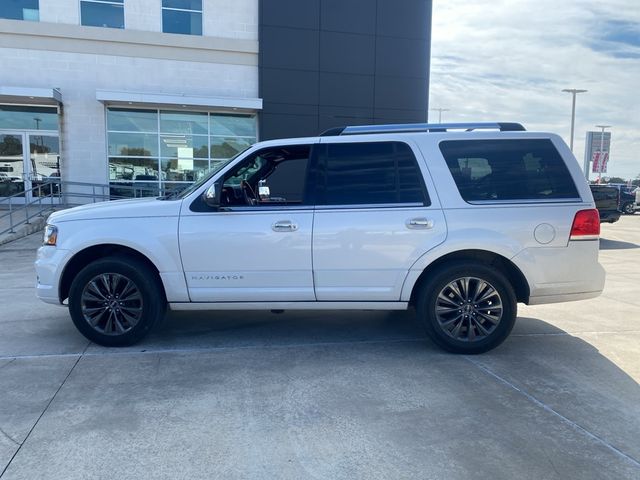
[429,0,640,180]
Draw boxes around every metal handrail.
[0,179,169,236]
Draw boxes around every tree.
[606,176,627,184]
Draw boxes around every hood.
[48,197,183,223]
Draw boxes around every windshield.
[159,148,250,200]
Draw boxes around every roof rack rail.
[319,122,526,136]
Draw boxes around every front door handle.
[272,220,298,232]
[406,218,434,229]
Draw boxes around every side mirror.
[203,181,222,209]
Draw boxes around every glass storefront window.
[108,132,159,157]
[107,108,158,132]
[30,135,60,180]
[210,136,253,159]
[109,157,161,181]
[160,111,207,135]
[81,0,124,29]
[211,114,256,137]
[107,108,256,198]
[160,135,208,159]
[161,158,209,182]
[0,106,57,131]
[0,0,39,21]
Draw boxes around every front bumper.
[35,246,69,305]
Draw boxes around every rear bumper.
[512,240,605,305]
[528,289,603,305]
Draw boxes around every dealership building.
[0,0,431,201]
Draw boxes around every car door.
[311,139,447,301]
[179,144,316,302]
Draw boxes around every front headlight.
[43,224,58,246]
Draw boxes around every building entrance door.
[0,130,60,204]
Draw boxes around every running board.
[169,301,409,311]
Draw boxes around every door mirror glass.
[203,181,221,208]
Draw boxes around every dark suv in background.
[589,184,621,223]
[606,184,637,214]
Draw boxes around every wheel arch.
[59,244,166,303]
[408,249,530,306]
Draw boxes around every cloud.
[430,0,640,179]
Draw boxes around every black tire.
[622,203,635,215]
[68,256,166,346]
[416,262,517,354]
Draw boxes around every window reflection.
[81,0,124,29]
[211,137,253,159]
[0,106,57,131]
[107,109,158,132]
[107,108,256,196]
[0,0,39,21]
[108,133,158,157]
[160,135,208,159]
[211,114,256,137]
[160,111,207,135]
[162,0,202,35]
[161,158,209,182]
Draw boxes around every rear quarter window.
[439,139,579,202]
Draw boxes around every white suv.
[35,123,605,353]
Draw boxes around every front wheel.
[416,262,517,354]
[68,257,166,346]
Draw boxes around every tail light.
[570,209,600,240]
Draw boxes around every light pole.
[595,124,611,184]
[430,108,449,123]
[562,89,587,152]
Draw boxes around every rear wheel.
[68,257,165,346]
[416,262,516,354]
[623,203,635,215]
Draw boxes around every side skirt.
[169,301,409,311]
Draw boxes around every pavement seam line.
[0,343,89,479]
[2,329,640,362]
[0,337,427,362]
[464,356,640,470]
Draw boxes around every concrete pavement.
[0,216,639,479]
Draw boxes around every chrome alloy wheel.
[435,276,503,342]
[80,273,143,335]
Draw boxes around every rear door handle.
[272,220,298,232]
[406,218,434,229]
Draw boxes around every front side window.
[220,145,311,207]
[315,141,429,206]
[440,139,580,202]
[1,0,39,21]
[81,0,124,29]
[162,0,202,35]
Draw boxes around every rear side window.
[439,139,579,202]
[315,141,429,206]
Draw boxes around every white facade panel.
[203,0,258,40]
[126,0,162,32]
[39,0,79,25]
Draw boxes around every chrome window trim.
[314,202,425,210]
[205,206,315,214]
[466,198,584,205]
[198,203,428,214]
